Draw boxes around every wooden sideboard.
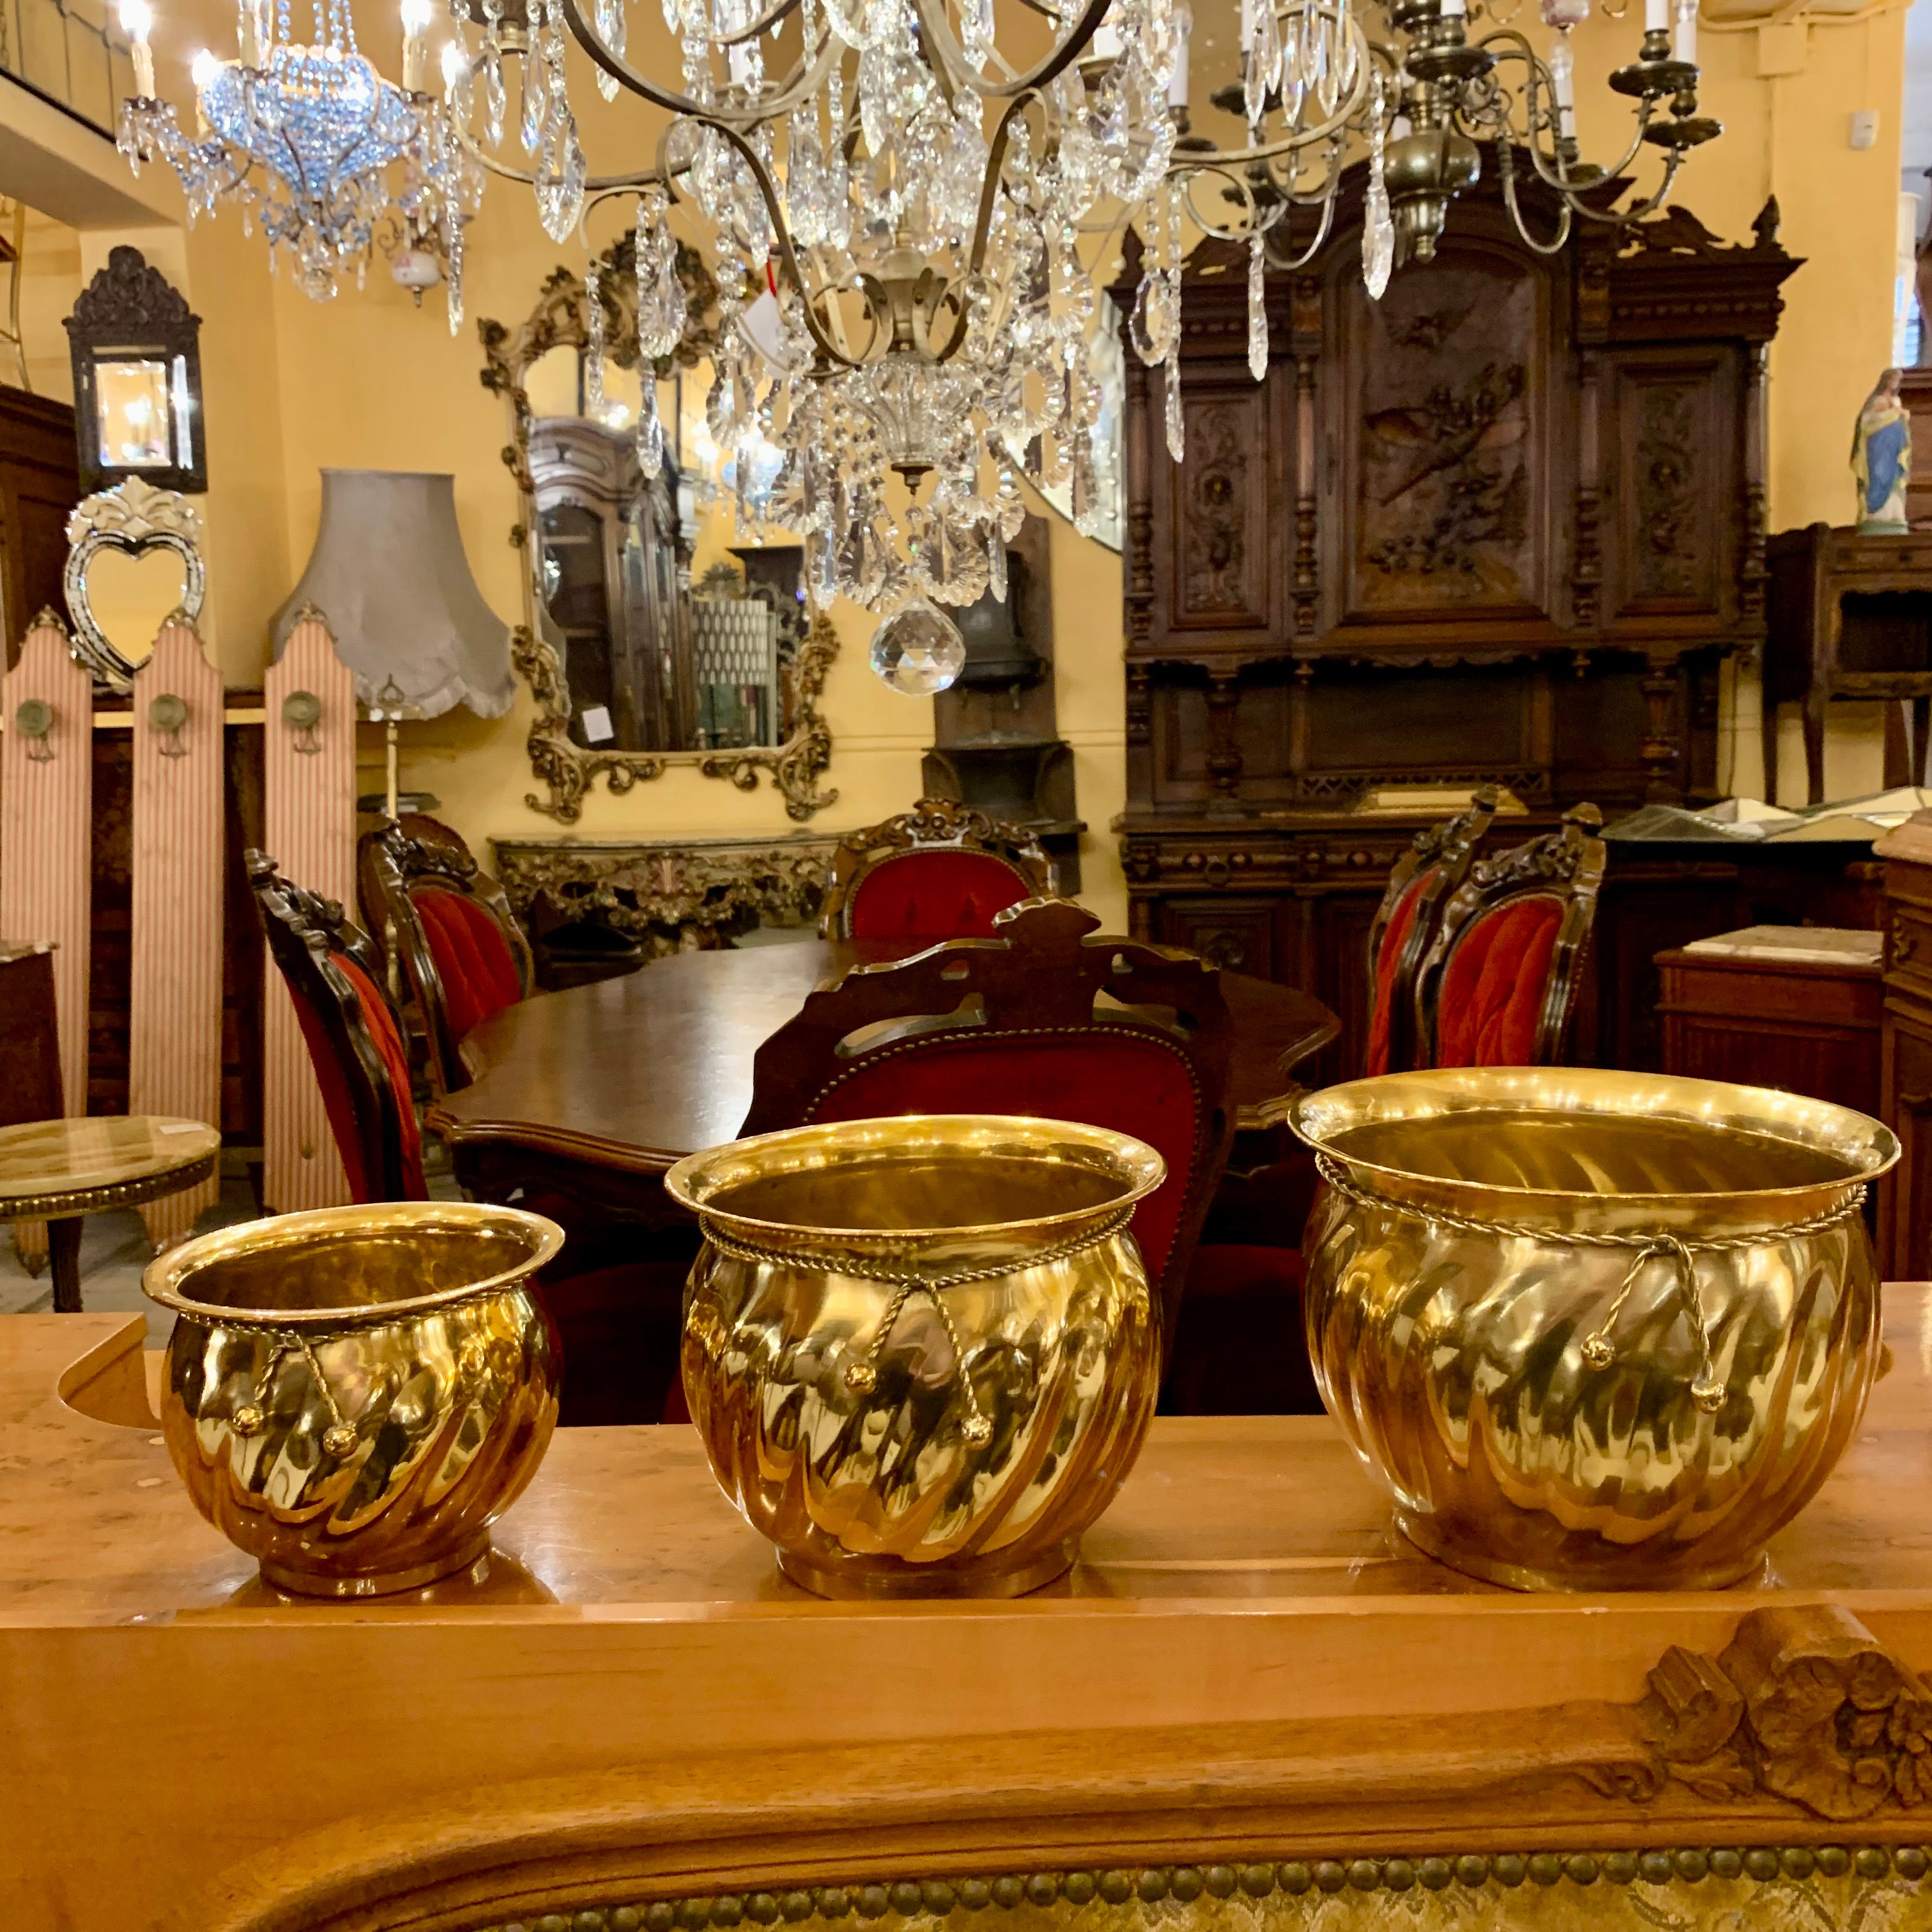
[1112,167,1802,1070]
[1877,811,1932,1277]
[1124,818,1882,1080]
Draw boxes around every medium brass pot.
[666,1115,1165,1599]
[143,1202,564,1597]
[1292,1069,1898,1593]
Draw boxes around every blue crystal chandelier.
[117,0,481,319]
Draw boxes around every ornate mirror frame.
[480,242,839,825]
[61,477,206,691]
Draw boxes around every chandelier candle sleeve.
[120,0,155,98]
[401,0,431,93]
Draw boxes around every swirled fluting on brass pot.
[666,1116,1165,1600]
[1290,1069,1899,1593]
[143,1202,564,1597]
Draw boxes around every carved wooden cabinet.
[1116,162,1799,1071]
[1876,812,1932,1279]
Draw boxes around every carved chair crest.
[1413,802,1607,1068]
[361,819,534,1096]
[744,898,1234,1356]
[246,848,418,1200]
[818,798,1057,939]
[1364,786,1499,1075]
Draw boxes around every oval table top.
[0,1116,222,1219]
[429,938,1340,1173]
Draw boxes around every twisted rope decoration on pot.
[230,1331,361,1459]
[1313,1155,1866,1414]
[703,1207,1137,1447]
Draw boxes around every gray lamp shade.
[271,469,515,719]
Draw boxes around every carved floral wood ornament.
[480,242,839,823]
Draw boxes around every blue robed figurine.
[1852,367,1913,533]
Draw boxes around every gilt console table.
[13,1291,1932,1931]
[491,833,839,956]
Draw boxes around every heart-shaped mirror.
[62,477,206,690]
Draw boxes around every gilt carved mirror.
[480,237,838,824]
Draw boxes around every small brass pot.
[1292,1069,1898,1592]
[143,1202,564,1597]
[666,1115,1165,1600]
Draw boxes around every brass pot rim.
[664,1113,1167,1248]
[1290,1066,1899,1215]
[141,1200,565,1326]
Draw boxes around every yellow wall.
[1,0,1912,924]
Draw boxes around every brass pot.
[1292,1069,1897,1591]
[143,1202,564,1597]
[665,1115,1165,1599]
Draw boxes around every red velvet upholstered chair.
[247,849,427,1204]
[1414,802,1607,1068]
[252,847,687,1427]
[742,898,1234,1362]
[818,798,1057,943]
[1363,788,1498,1077]
[360,818,534,1095]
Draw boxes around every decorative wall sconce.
[13,699,54,763]
[148,691,188,758]
[281,689,322,755]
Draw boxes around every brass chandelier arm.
[557,0,834,129]
[929,89,1038,364]
[1492,139,1573,254]
[678,114,870,371]
[1468,28,1653,190]
[910,0,1114,102]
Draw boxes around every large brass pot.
[1291,1069,1898,1593]
[666,1115,1165,1599]
[143,1202,563,1597]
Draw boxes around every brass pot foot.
[1394,1510,1770,1595]
[776,1538,1080,1601]
[257,1532,494,1600]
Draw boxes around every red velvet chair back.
[819,798,1056,942]
[247,849,426,1202]
[1414,803,1607,1070]
[1363,788,1497,1076]
[361,819,533,1095]
[742,898,1235,1359]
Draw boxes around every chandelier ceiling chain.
[115,0,1721,657]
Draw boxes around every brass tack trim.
[470,1843,1932,1929]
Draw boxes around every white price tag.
[581,705,615,744]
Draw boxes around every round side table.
[0,1117,222,1312]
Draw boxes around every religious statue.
[1851,367,1912,533]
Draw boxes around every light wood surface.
[262,615,356,1213]
[429,940,1340,1170]
[130,620,225,1247]
[9,1292,1932,1929]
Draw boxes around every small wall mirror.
[62,478,206,690]
[64,245,206,496]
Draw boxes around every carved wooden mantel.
[17,1286,1932,1931]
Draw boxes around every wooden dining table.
[429,937,1339,1218]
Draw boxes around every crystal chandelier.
[427,0,1717,664]
[116,0,481,318]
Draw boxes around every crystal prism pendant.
[869,596,966,696]
[636,375,664,477]
[1164,361,1185,463]
[1247,231,1268,380]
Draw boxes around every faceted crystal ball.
[870,597,967,696]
